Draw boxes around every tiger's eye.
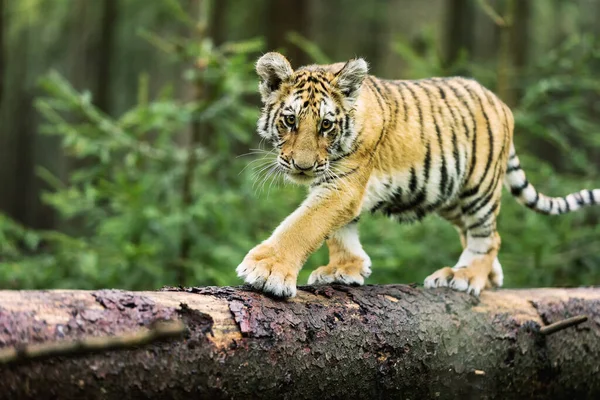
[321,119,333,130]
[284,115,296,127]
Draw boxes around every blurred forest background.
[0,0,599,290]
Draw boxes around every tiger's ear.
[333,58,369,101]
[256,52,294,102]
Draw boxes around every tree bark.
[0,285,599,399]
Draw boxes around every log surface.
[0,285,599,400]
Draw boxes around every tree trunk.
[96,0,118,114]
[444,0,475,72]
[0,285,599,399]
[0,0,5,109]
[265,0,309,66]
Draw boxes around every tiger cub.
[236,52,599,297]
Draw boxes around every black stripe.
[370,201,385,214]
[440,207,461,220]
[470,221,495,233]
[415,82,435,144]
[471,248,494,255]
[343,115,350,135]
[262,103,274,133]
[506,164,521,173]
[438,86,446,99]
[587,189,595,204]
[470,232,493,238]
[439,85,463,184]
[525,191,540,208]
[314,165,360,185]
[483,90,500,128]
[332,136,343,153]
[452,128,461,181]
[384,185,403,215]
[418,82,448,198]
[381,81,400,155]
[446,177,455,197]
[460,185,480,199]
[463,184,494,216]
[467,202,499,231]
[449,83,478,181]
[330,137,361,161]
[409,167,418,192]
[402,83,424,140]
[386,190,427,215]
[464,85,494,190]
[395,81,409,123]
[547,198,556,214]
[369,77,388,107]
[366,78,390,161]
[500,105,511,151]
[556,199,567,214]
[423,141,432,182]
[510,179,529,196]
[525,193,551,215]
[440,203,459,213]
[390,186,403,203]
[438,149,448,197]
[462,160,503,216]
[270,101,285,136]
[444,81,474,140]
[416,82,448,194]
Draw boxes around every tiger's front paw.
[236,243,299,298]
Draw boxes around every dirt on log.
[0,285,599,400]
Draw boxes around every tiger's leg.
[237,171,370,298]
[439,202,467,248]
[424,203,466,288]
[425,202,504,293]
[307,221,372,286]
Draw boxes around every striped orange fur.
[236,52,600,298]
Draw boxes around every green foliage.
[0,29,302,290]
[500,33,600,286]
[286,32,332,65]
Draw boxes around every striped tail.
[505,143,600,215]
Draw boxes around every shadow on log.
[0,285,599,399]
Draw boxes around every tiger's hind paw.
[423,267,454,289]
[448,267,488,296]
[424,260,497,297]
[307,261,371,286]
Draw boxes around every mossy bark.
[0,285,599,400]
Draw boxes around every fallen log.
[0,285,599,400]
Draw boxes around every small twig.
[476,0,509,27]
[0,320,186,365]
[539,315,588,336]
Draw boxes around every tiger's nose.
[291,159,315,171]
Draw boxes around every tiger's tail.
[504,143,600,215]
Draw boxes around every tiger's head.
[255,52,368,184]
